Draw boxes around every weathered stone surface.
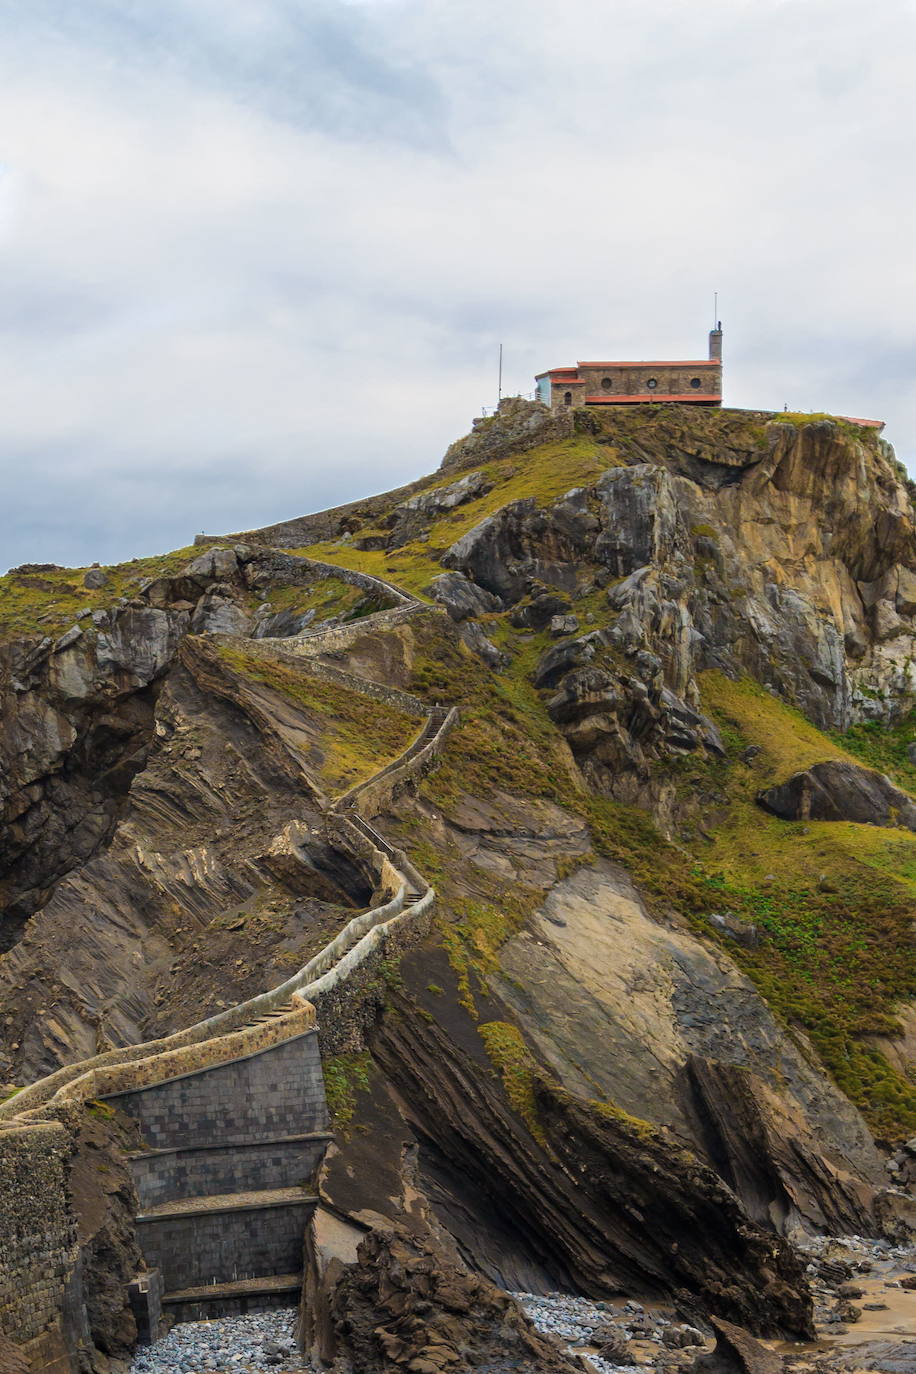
[757,760,916,829]
[510,591,572,630]
[306,1225,582,1373]
[458,618,505,668]
[496,860,887,1230]
[181,547,239,581]
[691,1318,781,1374]
[439,396,573,474]
[371,986,815,1338]
[427,571,502,622]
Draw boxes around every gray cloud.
[1,0,914,571]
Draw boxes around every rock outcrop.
[758,760,916,829]
[305,1225,582,1373]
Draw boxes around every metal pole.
[713,292,718,328]
[498,343,503,405]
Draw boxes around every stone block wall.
[130,1137,329,1211]
[104,1032,328,1151]
[0,1123,82,1354]
[271,601,426,661]
[136,1199,313,1292]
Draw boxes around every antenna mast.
[713,292,718,328]
[498,343,503,405]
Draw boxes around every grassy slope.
[212,642,421,795]
[5,409,913,1137]
[242,574,384,623]
[292,434,624,596]
[0,545,212,640]
[289,417,915,1140]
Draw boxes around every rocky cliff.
[1,401,915,1372]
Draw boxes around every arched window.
[690,377,702,390]
[646,378,658,390]
[564,391,573,406]
[601,376,613,392]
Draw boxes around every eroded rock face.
[370,991,814,1338]
[757,761,916,829]
[307,1225,583,1373]
[439,415,916,738]
[439,397,573,475]
[495,860,889,1233]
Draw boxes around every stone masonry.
[103,1031,330,1322]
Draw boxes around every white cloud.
[0,0,914,569]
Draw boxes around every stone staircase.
[0,559,458,1359]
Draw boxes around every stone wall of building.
[550,363,722,408]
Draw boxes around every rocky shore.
[129,1310,309,1374]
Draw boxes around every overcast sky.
[1,0,915,571]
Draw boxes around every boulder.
[190,595,252,637]
[305,1225,582,1373]
[511,592,572,630]
[690,1318,780,1374]
[83,568,109,590]
[459,619,505,669]
[427,572,502,622]
[757,760,916,830]
[181,547,239,582]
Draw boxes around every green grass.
[322,1052,373,1132]
[479,1021,547,1144]
[831,708,916,794]
[248,575,386,625]
[773,412,882,444]
[0,543,216,641]
[212,642,420,795]
[293,435,621,596]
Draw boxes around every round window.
[690,377,702,390]
[601,377,613,392]
[646,378,658,390]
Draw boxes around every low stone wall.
[309,893,436,1056]
[250,642,430,719]
[269,600,426,660]
[339,707,459,820]
[294,559,412,606]
[0,568,452,1369]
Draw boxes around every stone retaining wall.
[268,600,426,660]
[136,1199,314,1294]
[130,1137,330,1212]
[293,559,412,606]
[103,1033,328,1151]
[0,1125,81,1354]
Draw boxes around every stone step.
[162,1273,302,1306]
[136,1186,317,1223]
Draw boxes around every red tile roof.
[584,393,722,404]
[578,360,720,368]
